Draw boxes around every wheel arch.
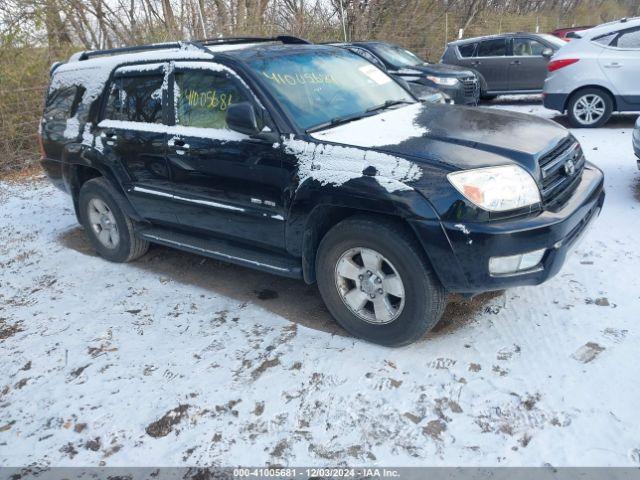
[65,160,143,223]
[299,205,440,286]
[565,84,617,112]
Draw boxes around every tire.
[78,177,149,263]
[316,216,446,347]
[567,88,613,128]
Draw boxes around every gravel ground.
[1,100,639,467]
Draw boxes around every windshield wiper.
[306,111,372,133]
[305,100,414,134]
[365,99,414,113]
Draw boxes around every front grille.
[462,76,479,98]
[538,136,585,207]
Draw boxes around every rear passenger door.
[166,62,287,249]
[509,37,549,91]
[598,26,640,107]
[97,64,177,224]
[474,38,509,92]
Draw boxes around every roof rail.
[71,41,185,62]
[68,35,311,63]
[197,35,311,46]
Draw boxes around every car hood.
[396,63,475,78]
[309,103,570,174]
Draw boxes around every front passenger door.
[166,62,288,250]
[509,37,549,91]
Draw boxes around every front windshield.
[537,34,567,48]
[370,44,425,68]
[249,49,415,131]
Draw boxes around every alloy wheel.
[87,198,120,249]
[334,247,405,324]
[573,94,606,126]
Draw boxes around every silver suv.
[543,17,640,127]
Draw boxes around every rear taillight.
[548,58,580,72]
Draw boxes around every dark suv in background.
[442,33,566,99]
[40,37,604,346]
[331,41,480,105]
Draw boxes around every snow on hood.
[310,103,429,148]
[283,137,421,193]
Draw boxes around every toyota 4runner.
[40,36,605,346]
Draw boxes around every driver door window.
[174,70,250,129]
[513,38,546,56]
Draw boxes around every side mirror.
[542,48,553,58]
[226,102,260,136]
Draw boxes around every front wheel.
[567,88,613,128]
[316,217,446,347]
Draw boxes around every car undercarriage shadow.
[59,226,502,343]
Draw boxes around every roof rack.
[72,41,185,61]
[69,35,311,62]
[197,35,311,46]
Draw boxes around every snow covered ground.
[1,100,639,468]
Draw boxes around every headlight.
[447,165,541,212]
[426,75,459,86]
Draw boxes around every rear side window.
[174,69,249,129]
[104,74,163,123]
[44,85,82,121]
[615,27,640,48]
[458,43,477,58]
[593,33,617,46]
[477,39,507,57]
[349,47,386,70]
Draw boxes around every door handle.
[471,61,481,66]
[100,130,117,145]
[510,60,521,65]
[604,62,622,69]
[168,137,190,154]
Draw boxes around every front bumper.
[417,80,479,106]
[411,163,605,293]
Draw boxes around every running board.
[137,227,303,279]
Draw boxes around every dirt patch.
[255,289,279,300]
[251,357,281,381]
[423,419,447,440]
[146,404,190,438]
[571,342,605,363]
[0,318,23,340]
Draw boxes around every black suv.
[40,36,605,346]
[330,41,480,105]
[441,33,566,99]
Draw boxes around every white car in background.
[543,17,640,127]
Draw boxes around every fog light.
[489,248,546,275]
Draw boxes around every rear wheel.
[316,216,446,346]
[567,88,613,128]
[78,178,149,263]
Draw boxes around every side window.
[614,27,640,48]
[174,69,249,129]
[477,39,507,57]
[44,86,79,121]
[513,38,546,56]
[593,33,617,46]
[104,73,164,123]
[458,43,477,58]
